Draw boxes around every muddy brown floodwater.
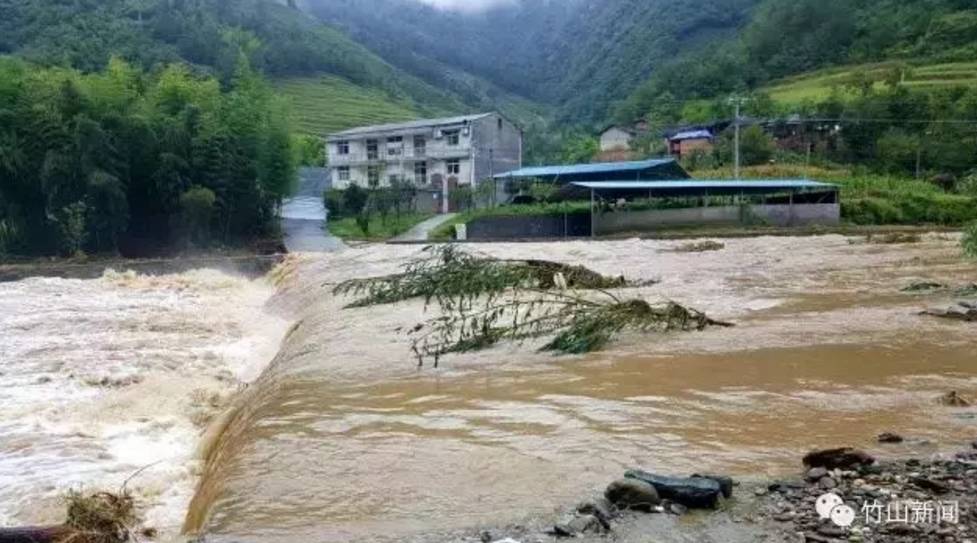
[185,235,977,543]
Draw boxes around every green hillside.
[766,61,977,104]
[276,76,421,136]
[0,0,465,121]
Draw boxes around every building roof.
[571,179,838,196]
[669,129,714,142]
[493,158,678,179]
[328,113,494,139]
[600,125,637,136]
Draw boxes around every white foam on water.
[0,268,290,537]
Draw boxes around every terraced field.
[275,76,421,136]
[765,61,977,104]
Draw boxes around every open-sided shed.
[572,179,840,236]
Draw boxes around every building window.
[414,161,427,184]
[445,130,460,146]
[446,159,461,175]
[389,174,401,185]
[336,140,350,155]
[413,135,426,156]
[366,139,378,160]
[497,118,503,131]
[337,166,350,181]
[367,166,380,187]
[387,136,403,156]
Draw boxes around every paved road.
[391,213,458,242]
[281,168,345,252]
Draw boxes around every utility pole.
[728,96,748,180]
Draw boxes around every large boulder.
[624,470,723,509]
[604,478,660,511]
[802,447,875,470]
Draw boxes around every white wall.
[600,128,634,152]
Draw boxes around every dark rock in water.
[818,477,837,490]
[939,391,972,407]
[902,281,947,292]
[576,500,613,529]
[922,301,977,322]
[691,473,735,499]
[555,514,601,536]
[817,524,846,537]
[624,470,722,509]
[803,447,875,470]
[769,481,805,493]
[911,476,949,494]
[877,432,904,443]
[806,467,829,482]
[604,478,660,511]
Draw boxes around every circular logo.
[830,504,856,527]
[816,493,844,520]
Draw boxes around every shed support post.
[789,190,795,226]
[590,189,595,238]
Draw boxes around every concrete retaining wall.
[466,214,591,239]
[594,203,840,235]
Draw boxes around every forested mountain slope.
[0,0,473,131]
[616,0,977,122]
[303,0,758,125]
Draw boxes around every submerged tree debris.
[333,245,633,309]
[63,490,139,543]
[867,232,922,244]
[666,240,726,253]
[334,245,727,367]
[409,290,732,367]
[0,490,144,543]
[902,281,977,296]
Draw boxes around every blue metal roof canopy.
[572,179,838,196]
[494,158,688,181]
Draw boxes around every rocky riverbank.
[431,436,977,543]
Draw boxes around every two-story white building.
[326,113,522,212]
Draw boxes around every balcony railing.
[331,146,470,165]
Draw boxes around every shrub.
[324,189,344,218]
[842,198,904,225]
[343,184,369,216]
[964,223,977,259]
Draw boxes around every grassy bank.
[328,213,433,242]
[692,165,977,226]
[762,61,977,105]
[275,76,419,136]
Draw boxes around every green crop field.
[275,75,421,136]
[764,61,977,104]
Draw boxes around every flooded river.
[1,235,975,542]
[182,235,976,542]
[0,269,289,535]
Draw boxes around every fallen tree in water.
[409,289,731,367]
[333,245,633,309]
[0,490,141,543]
[335,245,727,366]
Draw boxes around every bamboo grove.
[0,55,297,257]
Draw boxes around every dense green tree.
[0,55,297,257]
